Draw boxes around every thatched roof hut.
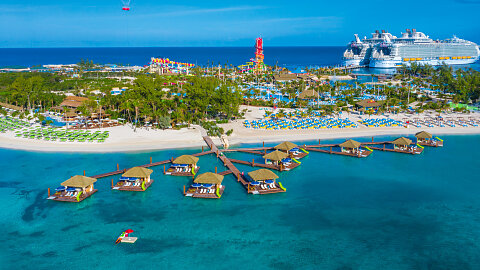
[122,167,153,178]
[248,169,279,181]
[263,150,288,161]
[415,131,432,139]
[339,139,361,149]
[173,155,199,165]
[194,172,224,184]
[355,100,384,109]
[392,137,412,146]
[61,175,97,188]
[298,90,319,100]
[274,141,298,151]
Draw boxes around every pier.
[50,132,441,201]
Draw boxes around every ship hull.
[369,57,479,68]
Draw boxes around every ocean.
[1,47,479,73]
[2,134,480,269]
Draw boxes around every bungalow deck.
[185,186,225,199]
[164,166,200,177]
[228,158,301,171]
[247,182,286,195]
[417,140,443,147]
[112,180,154,191]
[305,147,373,158]
[47,189,98,202]
[366,144,424,154]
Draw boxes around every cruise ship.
[342,29,480,68]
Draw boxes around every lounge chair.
[210,189,215,194]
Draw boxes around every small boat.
[115,229,134,244]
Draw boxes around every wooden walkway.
[203,136,250,188]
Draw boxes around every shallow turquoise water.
[2,135,480,269]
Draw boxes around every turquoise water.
[2,135,480,269]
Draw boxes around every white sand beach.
[1,105,480,152]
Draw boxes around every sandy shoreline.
[1,106,480,153]
[0,124,479,153]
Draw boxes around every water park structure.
[239,37,267,74]
[149,57,195,75]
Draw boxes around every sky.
[1,0,480,47]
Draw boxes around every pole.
[111,179,114,188]
[83,170,85,176]
[117,163,119,170]
[202,146,204,152]
[183,185,185,195]
[48,188,50,197]
[252,159,255,167]
[372,136,374,142]
[215,167,217,174]
[150,157,152,164]
[163,165,165,173]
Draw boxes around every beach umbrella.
[125,229,134,234]
[66,187,76,192]
[202,184,213,188]
[265,180,274,184]
[250,181,260,186]
[55,186,66,191]
[192,183,202,188]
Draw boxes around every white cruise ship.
[342,29,480,68]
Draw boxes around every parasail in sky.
[121,0,131,11]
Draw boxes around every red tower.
[254,37,265,73]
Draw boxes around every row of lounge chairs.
[15,127,109,143]
[197,188,215,194]
[0,117,30,133]
[123,181,141,187]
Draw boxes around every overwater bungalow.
[274,141,308,159]
[263,150,300,171]
[338,139,372,157]
[48,175,97,202]
[391,137,423,154]
[165,155,200,176]
[415,131,443,147]
[247,169,286,195]
[184,172,224,199]
[113,167,154,191]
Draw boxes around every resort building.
[113,167,154,191]
[165,155,199,176]
[339,139,366,157]
[262,150,300,171]
[415,131,443,147]
[274,141,308,159]
[185,172,224,199]
[247,169,285,195]
[48,175,97,202]
[392,137,423,154]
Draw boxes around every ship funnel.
[354,34,362,43]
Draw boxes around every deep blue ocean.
[1,134,480,269]
[2,46,479,74]
[0,47,345,68]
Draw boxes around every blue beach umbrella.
[250,181,260,186]
[192,183,202,188]
[55,186,66,191]
[66,187,76,192]
[265,180,274,184]
[202,184,213,188]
